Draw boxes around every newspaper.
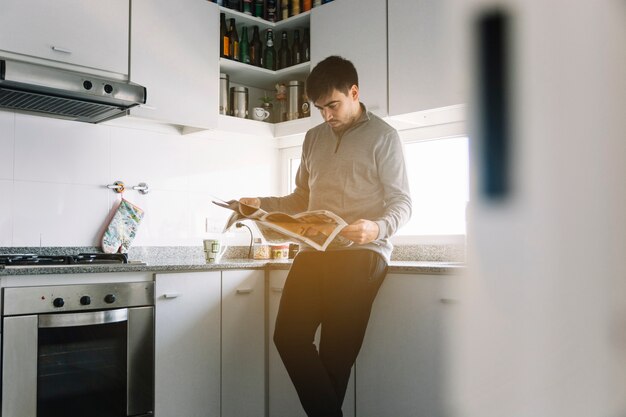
[213,198,353,251]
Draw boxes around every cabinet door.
[221,269,265,417]
[0,0,129,74]
[356,273,459,417]
[155,272,221,417]
[129,0,218,129]
[309,0,388,121]
[388,0,464,115]
[268,270,355,417]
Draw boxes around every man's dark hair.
[305,56,359,103]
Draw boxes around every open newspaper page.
[213,199,353,251]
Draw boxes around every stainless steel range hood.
[0,59,146,123]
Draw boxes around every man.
[240,55,412,417]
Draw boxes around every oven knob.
[104,294,116,304]
[80,295,91,305]
[53,297,65,308]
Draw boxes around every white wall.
[0,110,280,247]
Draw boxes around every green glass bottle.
[240,26,250,64]
[263,29,276,70]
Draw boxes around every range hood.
[0,59,146,123]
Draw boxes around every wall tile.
[124,189,192,247]
[13,113,110,185]
[109,126,190,192]
[0,111,15,180]
[0,179,13,245]
[12,181,109,246]
[186,136,279,198]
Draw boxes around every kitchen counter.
[0,259,464,277]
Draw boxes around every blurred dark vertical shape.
[477,10,510,199]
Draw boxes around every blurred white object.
[448,0,626,416]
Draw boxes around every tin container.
[270,244,289,260]
[287,80,304,121]
[230,86,249,118]
[219,73,229,115]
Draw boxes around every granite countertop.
[0,259,464,277]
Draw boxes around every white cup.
[203,239,227,263]
[252,107,270,121]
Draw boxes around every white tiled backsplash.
[0,111,280,247]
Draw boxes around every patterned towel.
[102,199,144,254]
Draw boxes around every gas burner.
[0,253,128,266]
[71,253,128,264]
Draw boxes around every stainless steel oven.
[1,282,154,417]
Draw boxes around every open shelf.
[220,59,309,90]
[219,6,310,32]
[215,114,311,138]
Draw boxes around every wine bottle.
[291,0,300,16]
[228,18,240,62]
[240,26,250,64]
[220,13,229,59]
[250,26,263,67]
[243,0,252,14]
[263,29,276,70]
[281,0,289,20]
[253,0,264,18]
[291,29,302,65]
[300,28,310,62]
[266,0,277,22]
[278,31,291,69]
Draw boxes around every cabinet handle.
[271,287,283,293]
[440,298,458,304]
[51,46,72,54]
[162,293,182,299]
[236,288,253,294]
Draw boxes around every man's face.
[313,85,360,133]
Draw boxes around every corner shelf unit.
[219,6,311,90]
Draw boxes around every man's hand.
[239,197,261,208]
[339,219,380,245]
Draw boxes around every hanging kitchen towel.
[101,199,144,254]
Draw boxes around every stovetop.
[0,253,129,266]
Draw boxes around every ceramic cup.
[252,107,270,121]
[203,239,226,263]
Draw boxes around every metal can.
[287,80,304,120]
[219,73,229,115]
[230,86,249,118]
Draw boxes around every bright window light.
[399,136,469,235]
[286,136,469,237]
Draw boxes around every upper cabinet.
[0,0,129,75]
[309,0,388,121]
[388,0,464,115]
[129,0,219,129]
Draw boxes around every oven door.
[1,307,154,417]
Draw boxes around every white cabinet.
[154,272,221,417]
[221,269,266,417]
[129,0,219,129]
[0,0,129,74]
[355,273,459,417]
[268,269,355,417]
[309,0,388,120]
[388,0,464,115]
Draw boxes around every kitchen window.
[281,134,469,243]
